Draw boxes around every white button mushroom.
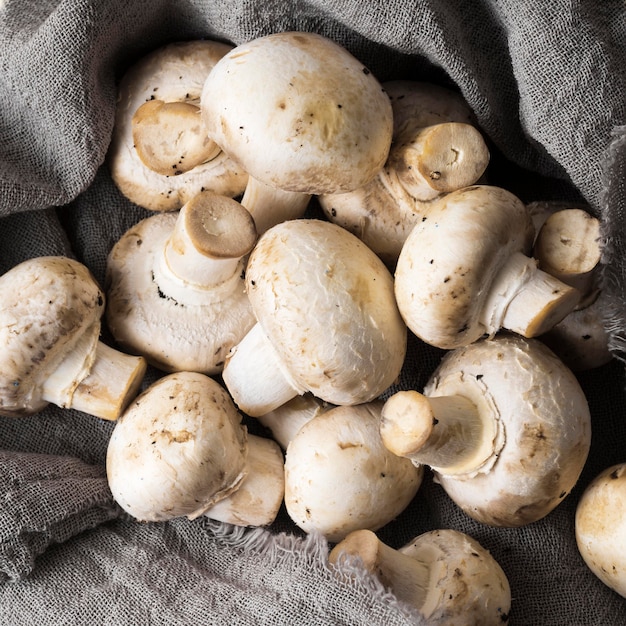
[108,40,248,212]
[284,402,423,543]
[575,463,626,598]
[0,256,147,420]
[532,207,611,370]
[105,191,258,374]
[200,31,393,233]
[320,80,490,265]
[221,218,408,417]
[329,528,511,625]
[394,185,581,349]
[380,333,592,526]
[106,371,284,526]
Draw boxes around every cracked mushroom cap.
[106,371,248,522]
[0,256,105,417]
[108,40,248,211]
[425,333,591,526]
[200,31,393,196]
[284,402,423,542]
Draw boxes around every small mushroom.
[575,463,626,598]
[200,31,393,233]
[284,402,423,542]
[105,191,258,374]
[0,256,146,420]
[320,80,490,265]
[329,528,511,624]
[394,185,581,349]
[532,207,611,370]
[108,40,248,212]
[222,219,407,417]
[380,333,591,526]
[106,371,284,526]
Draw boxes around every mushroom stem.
[223,323,303,416]
[533,208,601,309]
[381,390,495,475]
[43,339,147,421]
[329,529,430,608]
[390,122,490,201]
[241,176,312,234]
[156,192,257,298]
[256,393,333,449]
[204,434,285,527]
[132,100,221,176]
[480,250,580,338]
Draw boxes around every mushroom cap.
[400,529,511,624]
[105,207,256,374]
[0,256,104,417]
[108,40,248,211]
[427,333,591,526]
[284,402,423,542]
[106,371,248,522]
[200,31,393,195]
[244,218,407,405]
[575,463,626,598]
[394,185,535,349]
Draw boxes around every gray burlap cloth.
[1,1,626,624]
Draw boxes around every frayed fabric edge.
[199,518,426,623]
[599,125,626,361]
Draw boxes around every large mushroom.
[106,371,284,527]
[105,191,258,374]
[284,402,423,542]
[200,31,393,234]
[320,80,490,266]
[380,333,591,526]
[0,256,146,420]
[222,218,407,417]
[394,185,581,349]
[575,463,626,598]
[329,528,511,624]
[108,40,248,212]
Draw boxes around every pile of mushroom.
[61,27,620,618]
[319,80,490,266]
[108,39,248,212]
[329,528,511,624]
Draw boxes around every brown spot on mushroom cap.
[106,371,248,522]
[394,185,535,349]
[201,31,393,195]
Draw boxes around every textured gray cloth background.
[1,0,626,624]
